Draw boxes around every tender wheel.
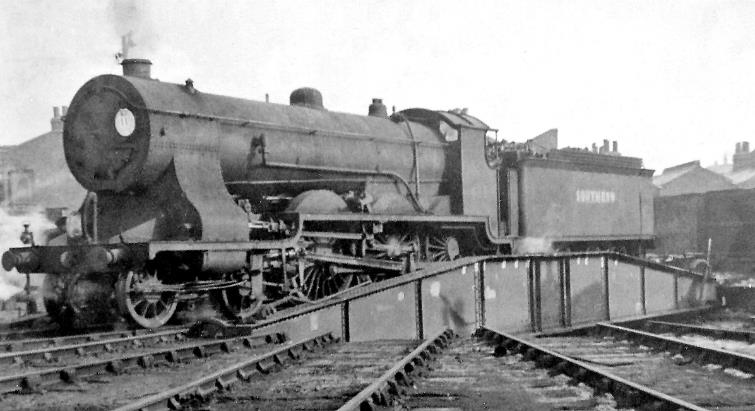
[116,270,178,328]
[218,271,263,322]
[428,234,461,261]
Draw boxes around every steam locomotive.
[2,59,656,328]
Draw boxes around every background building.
[708,142,755,189]
[653,160,734,196]
[0,106,86,217]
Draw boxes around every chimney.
[733,141,755,171]
[612,141,618,152]
[50,106,63,131]
[121,58,152,79]
[62,106,68,116]
[599,139,609,154]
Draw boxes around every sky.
[1,0,755,172]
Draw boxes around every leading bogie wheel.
[43,273,119,329]
[116,270,178,328]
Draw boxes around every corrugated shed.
[654,192,704,255]
[700,188,755,268]
[655,188,755,272]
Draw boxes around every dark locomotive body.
[3,59,656,328]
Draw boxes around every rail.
[644,320,755,343]
[477,328,708,411]
[112,333,336,411]
[0,327,188,366]
[1,325,188,352]
[337,329,454,411]
[597,322,755,374]
[0,332,283,394]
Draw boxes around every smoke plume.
[108,0,159,59]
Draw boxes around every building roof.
[707,163,733,175]
[653,160,701,187]
[727,168,755,185]
[654,159,736,196]
[706,157,755,187]
[4,129,86,210]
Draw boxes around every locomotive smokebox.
[290,87,324,110]
[121,58,152,79]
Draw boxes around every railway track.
[0,254,724,409]
[475,323,755,410]
[0,327,191,367]
[113,330,452,411]
[0,322,155,342]
[397,333,612,410]
[595,322,755,375]
[644,319,755,343]
[1,325,188,353]
[0,329,284,406]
